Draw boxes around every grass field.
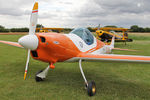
[0,33,150,100]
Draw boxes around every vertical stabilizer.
[110,36,115,49]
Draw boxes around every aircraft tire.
[35,70,44,82]
[87,81,96,96]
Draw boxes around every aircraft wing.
[68,53,150,63]
[0,40,23,48]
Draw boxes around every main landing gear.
[35,60,96,96]
[79,59,96,96]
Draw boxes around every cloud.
[0,0,33,16]
[70,0,150,27]
[0,0,150,28]
[94,0,150,14]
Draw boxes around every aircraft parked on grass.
[1,2,150,96]
[94,25,133,45]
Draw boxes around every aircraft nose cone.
[18,35,39,50]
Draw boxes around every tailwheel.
[87,81,96,96]
[35,70,44,82]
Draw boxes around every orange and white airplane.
[1,2,150,96]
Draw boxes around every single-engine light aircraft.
[1,2,150,96]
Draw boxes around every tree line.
[0,25,29,33]
[1,24,150,33]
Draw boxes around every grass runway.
[0,33,150,100]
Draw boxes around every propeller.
[18,2,39,80]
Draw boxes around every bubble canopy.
[70,28,94,45]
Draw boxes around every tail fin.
[110,36,115,49]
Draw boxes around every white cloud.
[0,0,150,28]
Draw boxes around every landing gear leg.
[35,65,50,82]
[124,41,127,45]
[79,59,96,96]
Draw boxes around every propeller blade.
[24,49,30,80]
[29,2,38,35]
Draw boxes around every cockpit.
[70,28,94,45]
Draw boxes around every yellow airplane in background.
[93,27,133,44]
[36,28,64,33]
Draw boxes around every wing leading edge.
[0,40,23,48]
[67,53,150,63]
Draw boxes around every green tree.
[10,28,29,32]
[36,24,44,28]
[130,25,139,32]
[0,28,10,32]
[0,25,5,29]
[144,27,150,32]
[138,27,145,32]
[104,25,117,28]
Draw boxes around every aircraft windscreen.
[70,28,94,45]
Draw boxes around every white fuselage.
[65,34,112,55]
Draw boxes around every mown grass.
[128,33,150,41]
[0,33,150,100]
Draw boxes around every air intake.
[40,37,46,43]
[31,50,38,57]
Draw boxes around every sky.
[0,0,149,28]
